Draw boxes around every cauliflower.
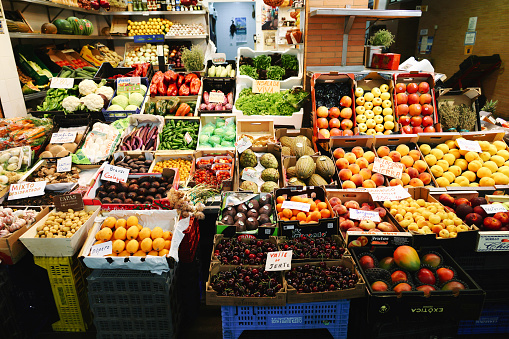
[95,86,114,100]
[79,79,98,96]
[82,93,105,111]
[62,96,81,112]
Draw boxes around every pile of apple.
[332,146,386,188]
[395,81,435,134]
[439,193,509,231]
[354,85,395,135]
[316,96,354,138]
[421,138,509,187]
[376,144,433,188]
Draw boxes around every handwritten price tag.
[50,77,74,89]
[235,137,252,153]
[350,209,381,222]
[50,132,77,144]
[57,156,72,173]
[252,80,281,94]
[184,132,193,144]
[117,77,141,94]
[281,200,311,212]
[456,139,482,153]
[373,157,404,179]
[481,204,508,214]
[8,181,46,200]
[89,241,112,256]
[241,169,262,185]
[209,92,225,103]
[265,250,292,271]
[367,185,411,202]
[101,164,130,183]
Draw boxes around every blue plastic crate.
[458,303,509,335]
[102,77,150,122]
[221,300,350,339]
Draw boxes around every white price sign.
[367,185,411,202]
[235,137,252,153]
[456,139,482,153]
[209,92,225,103]
[57,156,72,173]
[241,168,260,182]
[224,117,235,127]
[281,200,311,212]
[184,132,193,144]
[50,77,74,89]
[481,204,508,214]
[265,250,292,271]
[50,132,77,144]
[101,164,130,183]
[349,209,381,222]
[8,181,46,200]
[89,241,112,256]
[373,157,404,179]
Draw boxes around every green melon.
[53,19,73,34]
[82,19,93,35]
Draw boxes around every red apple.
[419,93,432,105]
[399,115,411,126]
[397,104,409,117]
[413,126,424,134]
[406,83,419,94]
[408,93,420,105]
[340,96,352,108]
[396,93,408,105]
[409,104,422,116]
[395,83,407,93]
[411,116,422,127]
[329,107,340,119]
[423,126,436,133]
[421,104,434,116]
[418,82,430,94]
[484,217,502,231]
[494,212,509,227]
[436,267,455,284]
[402,125,413,134]
[340,119,353,130]
[422,116,433,127]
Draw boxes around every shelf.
[309,8,422,19]
[12,0,101,15]
[9,32,208,40]
[23,90,47,101]
[109,10,207,16]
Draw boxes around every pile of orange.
[276,195,331,224]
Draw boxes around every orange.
[281,217,290,221]
[276,203,283,213]
[292,209,300,216]
[277,212,283,219]
[159,249,169,256]
[296,212,307,221]
[320,209,331,218]
[309,202,317,211]
[308,221,318,224]
[317,202,328,210]
[315,199,322,204]
[291,216,297,221]
[282,208,293,219]
[309,211,321,222]
[290,196,302,202]
[276,196,285,204]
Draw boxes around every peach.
[414,160,428,173]
[409,150,421,162]
[368,163,374,171]
[479,177,496,187]
[364,151,376,163]
[389,151,402,162]
[371,173,385,186]
[396,144,410,156]
[339,169,353,181]
[382,156,393,162]
[336,158,349,170]
[449,149,461,159]
[448,165,462,177]
[333,148,346,159]
[424,154,437,166]
[360,168,372,180]
[356,157,369,169]
[377,146,390,157]
[359,220,377,230]
[362,180,377,188]
[340,219,355,231]
[352,146,364,158]
[437,160,450,171]
[409,178,424,187]
[455,158,468,171]
[443,153,456,166]
[420,144,432,155]
[344,201,360,209]
[477,167,492,178]
[407,167,419,179]
[390,178,404,186]
[378,222,397,232]
[351,174,364,187]
[344,152,357,164]
[342,180,356,189]
[401,155,414,168]
[419,172,432,185]
[401,173,411,185]
[348,163,361,175]
[334,204,348,215]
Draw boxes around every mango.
[393,245,420,272]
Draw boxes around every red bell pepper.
[190,77,201,95]
[133,63,143,77]
[167,83,178,96]
[150,71,164,97]
[178,83,190,96]
[164,70,178,84]
[185,73,198,84]
[141,63,150,77]
[177,74,184,88]
[158,80,167,96]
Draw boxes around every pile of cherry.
[285,262,359,293]
[210,266,283,298]
[280,235,346,260]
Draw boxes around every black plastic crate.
[97,331,175,339]
[87,269,174,295]
[94,62,154,83]
[94,317,175,332]
[198,78,236,114]
[205,60,236,78]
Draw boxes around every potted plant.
[364,29,395,67]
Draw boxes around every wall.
[210,2,255,59]
[417,0,507,116]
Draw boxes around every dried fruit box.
[351,246,485,322]
[236,120,275,153]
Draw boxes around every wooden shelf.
[309,8,422,19]
[10,32,208,40]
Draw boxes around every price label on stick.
[373,157,404,179]
[101,164,130,183]
[281,200,311,212]
[209,92,225,103]
[456,139,482,153]
[235,137,252,153]
[57,156,72,173]
[265,250,292,271]
[50,77,74,89]
[367,186,411,202]
[8,181,46,200]
[481,204,508,214]
[350,209,381,222]
[50,132,77,144]
[89,241,112,256]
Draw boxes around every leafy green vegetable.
[252,55,271,70]
[235,87,309,116]
[266,66,285,80]
[240,65,259,79]
[281,54,298,71]
[37,85,79,111]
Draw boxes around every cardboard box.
[282,156,338,189]
[110,16,129,34]
[206,262,287,306]
[472,193,509,252]
[285,258,366,304]
[437,88,481,132]
[237,143,284,193]
[371,53,401,70]
[236,120,275,152]
[60,50,92,68]
[311,72,357,141]
[189,150,235,192]
[276,186,338,238]
[20,205,101,257]
[0,207,48,265]
[210,234,278,264]
[351,246,485,321]
[275,127,315,152]
[148,153,195,188]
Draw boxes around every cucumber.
[60,70,72,78]
[83,66,98,73]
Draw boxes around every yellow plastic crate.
[34,256,92,332]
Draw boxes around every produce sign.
[253,80,280,94]
[50,77,75,89]
[101,164,130,183]
[117,77,141,94]
[367,186,410,202]
[8,182,46,200]
[89,241,112,257]
[265,250,292,271]
[57,155,72,173]
[481,204,507,214]
[208,91,225,103]
[281,201,311,212]
[349,209,381,222]
[50,132,77,144]
[235,136,252,154]
[53,193,84,212]
[456,139,482,153]
[373,157,404,179]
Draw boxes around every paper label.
[209,92,225,103]
[481,204,508,214]
[212,53,226,64]
[235,137,252,154]
[117,77,141,94]
[8,181,46,200]
[476,232,509,252]
[373,157,404,179]
[50,132,77,144]
[252,80,281,94]
[89,241,113,256]
[241,168,260,182]
[53,193,84,212]
[349,209,381,222]
[265,250,292,271]
[367,186,411,202]
[57,156,72,173]
[281,200,311,212]
[456,139,482,153]
[184,132,192,144]
[101,164,130,183]
[224,117,235,127]
[50,77,74,89]
[156,45,163,56]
